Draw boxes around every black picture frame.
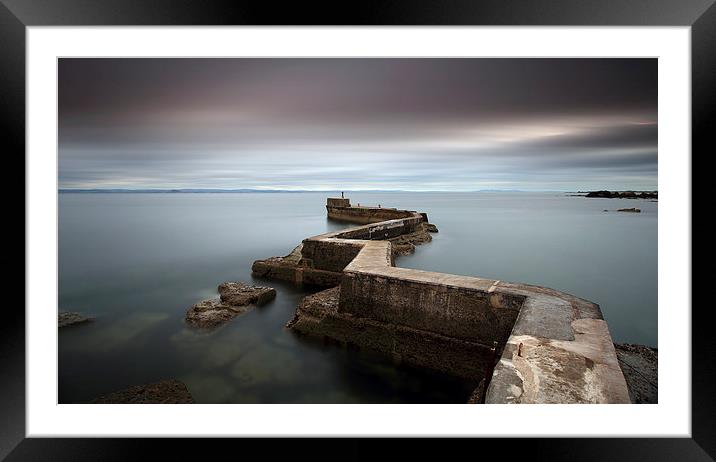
[3,0,713,460]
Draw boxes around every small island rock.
[585,190,657,199]
[617,208,641,213]
[58,311,93,328]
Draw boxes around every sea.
[58,191,657,403]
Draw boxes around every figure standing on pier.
[341,191,344,199]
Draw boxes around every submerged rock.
[617,208,641,213]
[614,343,657,404]
[92,379,194,404]
[185,298,246,328]
[186,282,276,328]
[58,311,93,328]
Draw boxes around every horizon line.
[58,188,657,193]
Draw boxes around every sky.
[59,58,657,191]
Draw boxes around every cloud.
[59,58,657,191]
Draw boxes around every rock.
[92,379,194,403]
[603,209,609,212]
[185,298,247,328]
[286,286,341,329]
[186,282,276,328]
[58,311,93,328]
[426,223,439,233]
[388,224,432,256]
[585,190,657,199]
[391,242,416,256]
[614,343,657,404]
[617,208,641,213]
[218,282,276,306]
[467,379,486,404]
[585,190,614,198]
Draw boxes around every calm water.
[58,192,657,403]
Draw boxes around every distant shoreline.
[58,188,657,194]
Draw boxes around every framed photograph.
[4,0,712,459]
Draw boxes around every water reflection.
[75,312,170,352]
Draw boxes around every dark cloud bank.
[59,58,657,191]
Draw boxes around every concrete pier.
[252,198,631,404]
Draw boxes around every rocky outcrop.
[615,343,658,404]
[58,311,93,328]
[585,190,657,199]
[387,223,432,256]
[185,282,276,328]
[426,223,439,233]
[92,379,194,404]
[617,208,641,213]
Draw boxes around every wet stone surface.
[186,282,276,329]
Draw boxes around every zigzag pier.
[252,197,631,404]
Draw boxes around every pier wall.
[253,197,631,403]
[326,201,420,224]
[339,255,523,347]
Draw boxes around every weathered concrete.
[327,197,351,207]
[254,197,631,403]
[486,317,630,404]
[327,198,415,224]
